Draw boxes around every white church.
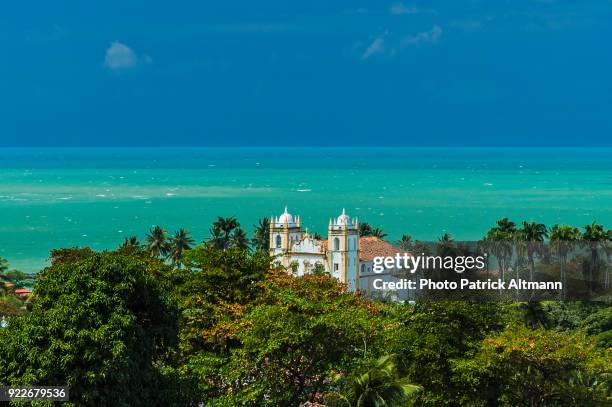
[269,206,404,295]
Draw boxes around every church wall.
[269,207,360,291]
[286,253,327,276]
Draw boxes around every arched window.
[275,235,282,248]
[333,237,340,251]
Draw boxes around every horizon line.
[1,145,612,149]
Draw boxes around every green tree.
[605,229,612,289]
[520,221,548,281]
[145,225,170,258]
[359,222,374,237]
[494,217,517,234]
[345,355,421,407]
[372,228,387,239]
[49,247,95,266]
[0,251,192,406]
[517,301,551,329]
[453,324,612,406]
[202,272,391,406]
[482,229,513,288]
[359,223,387,239]
[175,246,272,402]
[390,302,503,406]
[180,245,270,306]
[0,257,8,276]
[120,235,141,250]
[438,233,454,243]
[396,234,413,252]
[580,306,612,336]
[311,232,323,240]
[179,245,271,350]
[582,221,607,294]
[313,262,328,276]
[252,217,270,252]
[209,216,249,250]
[168,229,195,267]
[232,227,250,250]
[550,225,581,300]
[209,216,239,249]
[603,229,612,289]
[484,218,516,278]
[0,297,25,317]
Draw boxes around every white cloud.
[389,3,437,16]
[359,25,442,61]
[104,41,142,71]
[390,3,419,15]
[402,25,443,45]
[361,37,385,59]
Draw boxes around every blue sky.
[1,1,611,146]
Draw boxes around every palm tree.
[438,233,455,255]
[512,230,528,298]
[359,222,374,237]
[582,221,607,294]
[494,218,517,278]
[438,232,454,243]
[168,229,195,267]
[396,234,413,252]
[520,221,548,281]
[232,228,250,250]
[209,227,224,250]
[210,216,240,250]
[251,217,270,252]
[120,236,140,250]
[604,229,612,289]
[0,257,9,276]
[145,225,170,258]
[495,217,517,234]
[359,222,387,239]
[550,225,581,300]
[348,355,421,407]
[482,228,513,288]
[371,228,387,239]
[311,232,323,240]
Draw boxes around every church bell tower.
[269,206,302,266]
[328,209,359,290]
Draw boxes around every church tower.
[328,209,360,290]
[269,206,302,266]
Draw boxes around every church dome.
[278,206,296,226]
[336,208,352,226]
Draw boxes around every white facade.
[269,207,360,290]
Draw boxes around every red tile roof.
[359,236,404,261]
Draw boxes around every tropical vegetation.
[0,217,610,406]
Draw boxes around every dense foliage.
[0,250,193,406]
[0,216,610,406]
[454,325,611,406]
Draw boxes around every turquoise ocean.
[1,148,611,273]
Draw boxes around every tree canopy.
[0,250,192,406]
